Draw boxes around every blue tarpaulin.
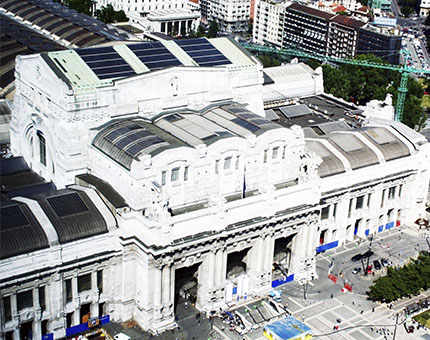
[232,286,237,295]
[42,335,53,340]
[272,274,294,288]
[385,221,394,230]
[378,225,384,233]
[365,229,370,236]
[316,240,338,254]
[264,316,312,340]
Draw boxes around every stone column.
[153,267,162,309]
[91,272,99,317]
[72,276,80,325]
[11,294,19,340]
[214,249,224,288]
[33,288,42,339]
[161,265,171,305]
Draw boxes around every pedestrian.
[372,307,375,313]
[330,292,334,299]
[352,301,355,306]
[360,310,363,314]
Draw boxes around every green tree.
[59,0,92,15]
[188,25,205,38]
[309,54,426,129]
[207,21,219,38]
[401,5,414,17]
[258,54,280,67]
[95,4,128,24]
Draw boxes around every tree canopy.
[306,54,426,129]
[95,4,128,24]
[207,21,219,38]
[55,0,92,15]
[368,252,430,302]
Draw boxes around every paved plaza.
[106,224,430,340]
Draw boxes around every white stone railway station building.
[1,37,429,339]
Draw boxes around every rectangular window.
[3,296,11,322]
[388,208,394,221]
[171,167,180,182]
[224,156,232,170]
[161,171,166,186]
[356,195,364,209]
[388,186,396,199]
[39,286,46,312]
[184,166,189,181]
[367,193,371,207]
[321,206,329,220]
[263,149,268,163]
[66,279,72,302]
[348,198,353,217]
[97,270,103,293]
[381,189,386,208]
[282,146,286,159]
[17,290,33,311]
[78,273,92,293]
[215,160,220,174]
[235,156,239,170]
[398,184,403,198]
[333,202,337,218]
[272,147,279,159]
[39,133,46,166]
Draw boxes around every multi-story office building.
[200,0,251,33]
[253,1,401,64]
[283,3,335,55]
[369,0,391,13]
[357,25,402,64]
[1,36,429,340]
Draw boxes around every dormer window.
[224,156,232,170]
[184,166,189,181]
[171,167,180,182]
[272,146,279,159]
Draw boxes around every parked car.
[373,260,382,270]
[269,290,282,303]
[351,254,363,262]
[363,250,374,258]
[366,265,372,274]
[352,267,361,274]
[381,258,389,267]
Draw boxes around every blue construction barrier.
[42,334,53,340]
[316,240,338,254]
[365,229,370,236]
[272,274,294,288]
[385,221,394,230]
[66,315,110,337]
[232,286,237,295]
[378,225,384,233]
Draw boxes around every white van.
[114,333,131,340]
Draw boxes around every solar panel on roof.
[0,205,29,230]
[77,46,136,79]
[252,119,272,125]
[232,118,260,132]
[47,192,89,217]
[125,137,164,157]
[128,42,182,71]
[175,38,208,46]
[175,38,230,67]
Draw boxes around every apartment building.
[253,0,290,47]
[200,0,251,33]
[328,15,365,58]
